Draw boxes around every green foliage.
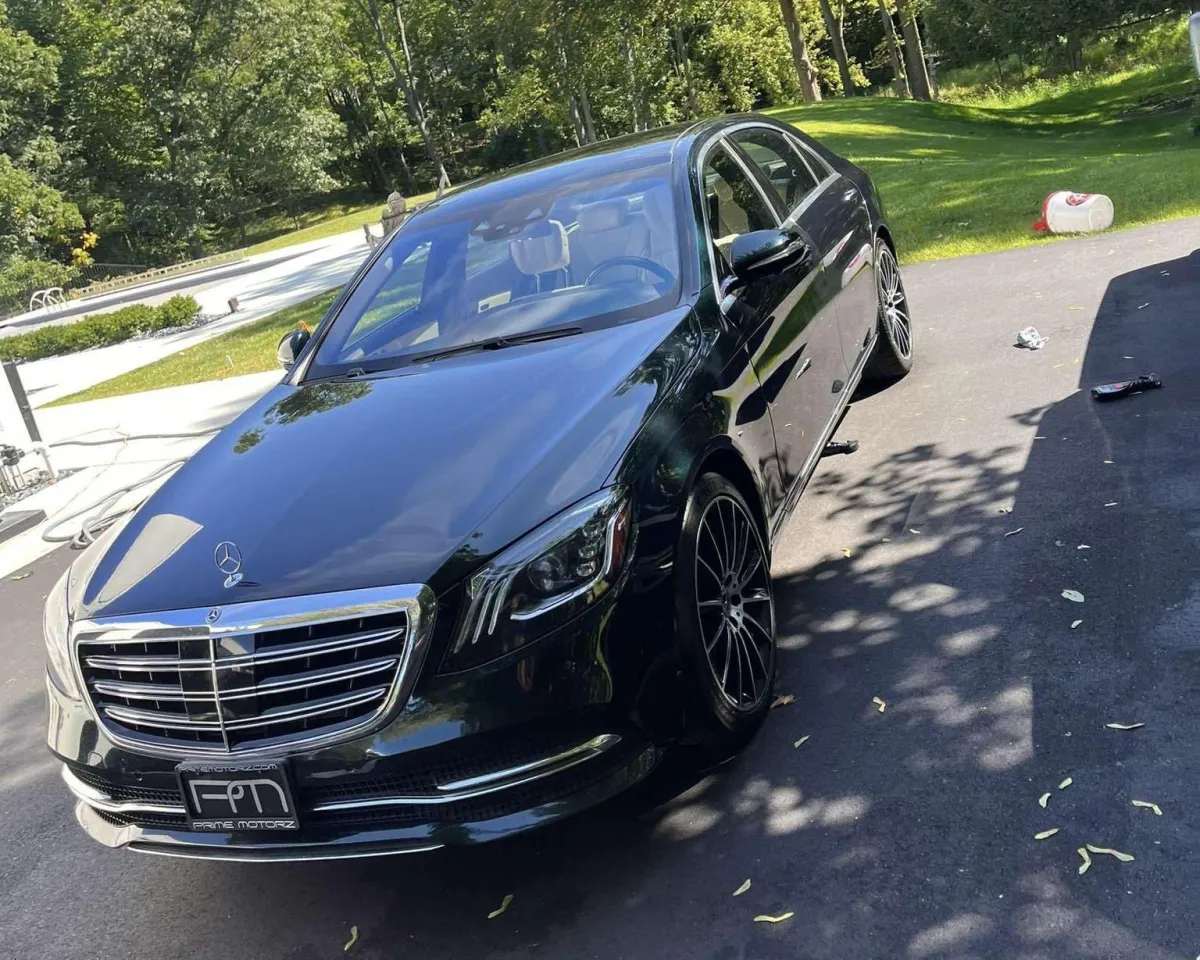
[0,257,75,301]
[0,294,200,363]
[0,0,1195,273]
[50,290,337,405]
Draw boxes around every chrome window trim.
[694,131,782,308]
[728,125,823,219]
[70,583,437,760]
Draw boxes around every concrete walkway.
[13,229,370,407]
[0,371,279,578]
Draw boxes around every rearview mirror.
[728,229,812,288]
[276,326,311,369]
[1191,12,1200,78]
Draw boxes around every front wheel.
[865,239,914,381]
[675,473,776,746]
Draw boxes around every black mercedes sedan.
[45,114,914,860]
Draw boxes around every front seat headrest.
[510,219,570,275]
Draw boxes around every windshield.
[309,165,682,377]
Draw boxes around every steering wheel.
[585,256,676,290]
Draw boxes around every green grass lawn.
[241,189,438,257]
[50,64,1200,405]
[47,291,337,406]
[772,63,1200,262]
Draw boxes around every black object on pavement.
[1090,374,1162,401]
[823,439,860,457]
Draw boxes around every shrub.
[0,296,200,364]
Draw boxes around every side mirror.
[1191,13,1200,78]
[276,326,311,369]
[727,229,812,289]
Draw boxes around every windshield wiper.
[408,325,585,365]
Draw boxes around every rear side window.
[732,128,821,214]
[701,144,777,281]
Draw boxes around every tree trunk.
[1065,33,1085,72]
[817,0,855,97]
[621,37,643,132]
[876,0,909,98]
[894,0,932,100]
[355,0,447,187]
[578,85,598,142]
[390,0,450,186]
[674,26,699,118]
[567,95,585,147]
[361,55,415,194]
[777,0,822,102]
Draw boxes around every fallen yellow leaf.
[1085,844,1135,862]
[842,547,852,558]
[1105,722,1145,731]
[793,735,810,748]
[10,572,31,581]
[1058,777,1073,790]
[1034,828,1060,840]
[754,913,794,924]
[771,694,795,709]
[344,926,359,952]
[488,894,514,919]
[1077,847,1092,874]
[1131,800,1163,816]
[1038,792,1051,809]
[733,879,751,897]
[872,696,886,713]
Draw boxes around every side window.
[701,143,777,281]
[732,128,821,213]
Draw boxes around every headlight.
[44,567,81,699]
[444,486,633,671]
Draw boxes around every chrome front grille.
[73,585,435,757]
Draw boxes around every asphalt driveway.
[2,218,1198,960]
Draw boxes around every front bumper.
[62,734,660,861]
[48,577,675,860]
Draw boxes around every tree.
[818,0,857,95]
[894,0,933,99]
[347,0,450,189]
[875,0,909,97]
[777,0,823,101]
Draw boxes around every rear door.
[719,127,849,494]
[781,132,878,376]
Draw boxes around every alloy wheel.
[694,495,775,711]
[877,246,912,360]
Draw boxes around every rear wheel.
[675,473,776,746]
[865,239,914,381]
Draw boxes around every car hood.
[74,308,698,620]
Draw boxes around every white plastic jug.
[1032,192,1114,234]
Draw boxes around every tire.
[865,238,914,381]
[675,473,776,746]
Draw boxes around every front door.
[700,137,848,500]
